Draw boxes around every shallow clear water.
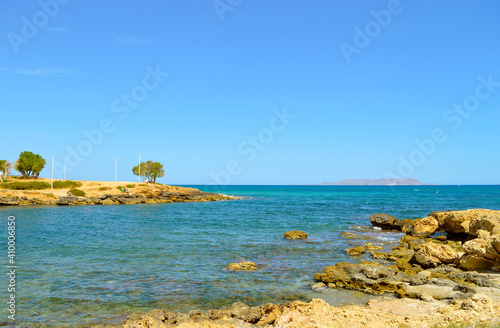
[0,185,499,327]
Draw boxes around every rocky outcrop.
[283,230,308,240]
[226,261,258,271]
[429,209,500,237]
[435,209,500,271]
[314,262,407,295]
[369,209,500,271]
[317,209,500,302]
[57,196,81,205]
[0,191,240,207]
[369,213,395,229]
[0,196,20,205]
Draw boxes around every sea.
[0,185,499,327]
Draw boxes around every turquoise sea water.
[1,185,499,327]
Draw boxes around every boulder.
[410,270,432,286]
[226,261,258,271]
[284,230,308,240]
[407,216,439,238]
[459,254,495,271]
[345,246,366,256]
[411,252,442,269]
[369,213,395,229]
[411,243,459,268]
[463,238,490,257]
[393,218,414,232]
[459,234,500,270]
[487,235,500,261]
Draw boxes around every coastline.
[0,178,241,206]
[92,208,500,328]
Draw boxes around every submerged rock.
[364,242,384,251]
[284,230,308,240]
[345,246,366,256]
[226,261,258,271]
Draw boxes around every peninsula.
[0,178,239,206]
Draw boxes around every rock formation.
[226,261,258,271]
[284,231,308,240]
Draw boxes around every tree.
[132,160,165,183]
[0,160,11,182]
[15,151,46,179]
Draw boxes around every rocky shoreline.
[91,208,500,327]
[0,182,241,206]
[0,191,238,206]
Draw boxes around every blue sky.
[1,0,499,185]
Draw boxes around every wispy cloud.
[0,67,76,78]
[48,27,68,32]
[114,36,153,46]
[353,76,369,81]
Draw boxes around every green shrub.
[53,180,82,189]
[0,181,51,190]
[47,193,55,198]
[116,185,125,192]
[69,189,85,197]
[99,187,110,191]
[138,184,146,186]
[126,184,135,188]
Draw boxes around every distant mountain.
[321,178,437,186]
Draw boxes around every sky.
[1,0,499,185]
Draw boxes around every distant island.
[320,178,437,186]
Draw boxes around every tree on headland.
[15,151,46,179]
[132,161,165,183]
[0,160,11,182]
